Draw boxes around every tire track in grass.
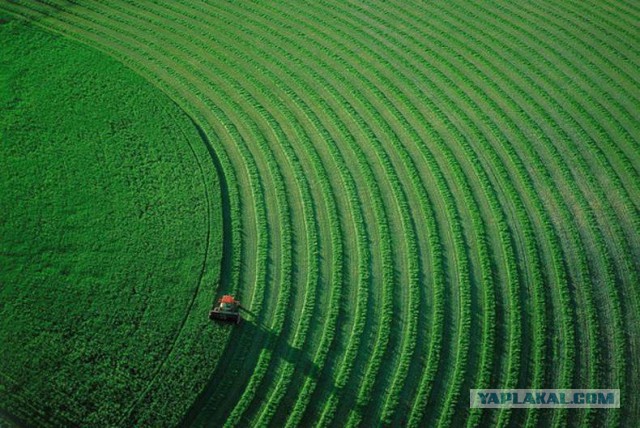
[117,99,215,424]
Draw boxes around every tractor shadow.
[180,308,322,427]
[237,306,321,378]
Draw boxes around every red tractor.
[209,295,241,324]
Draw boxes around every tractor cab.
[209,294,241,324]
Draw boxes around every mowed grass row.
[185,2,470,424]
[436,0,633,422]
[115,2,376,424]
[370,4,584,426]
[218,4,420,424]
[479,0,640,407]
[292,2,560,424]
[396,3,596,424]
[3,1,639,427]
[330,3,540,424]
[95,1,420,426]
[164,3,400,424]
[392,2,632,424]
[271,4,498,427]
[164,3,407,426]
[435,2,638,425]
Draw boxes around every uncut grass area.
[0,16,225,427]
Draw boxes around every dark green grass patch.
[0,16,225,427]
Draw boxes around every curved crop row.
[280,2,524,424]
[300,3,529,426]
[478,2,640,380]
[126,0,396,424]
[195,4,422,428]
[116,6,350,425]
[430,3,632,424]
[322,1,624,426]
[489,1,640,226]
[400,3,600,424]
[194,6,400,427]
[178,5,378,422]
[467,0,633,380]
[375,5,580,427]
[225,3,464,424]
[102,5,323,425]
[238,5,452,424]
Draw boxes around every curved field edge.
[0,15,226,427]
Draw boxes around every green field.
[1,1,639,427]
[0,14,225,427]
